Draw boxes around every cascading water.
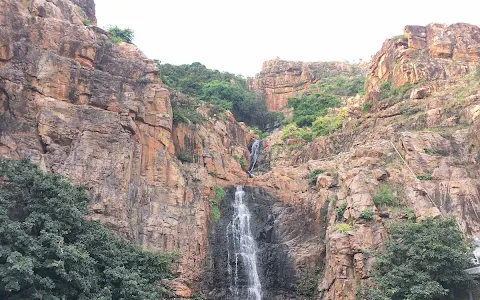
[226,186,262,300]
[247,140,261,177]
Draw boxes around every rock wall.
[366,23,480,101]
[248,58,363,111]
[0,0,257,295]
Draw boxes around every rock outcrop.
[248,58,364,111]
[366,23,480,101]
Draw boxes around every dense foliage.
[155,61,281,128]
[0,159,176,300]
[106,26,134,44]
[287,93,340,127]
[366,218,471,300]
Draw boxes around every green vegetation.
[311,109,345,136]
[106,26,134,44]
[171,96,205,125]
[208,171,217,177]
[249,126,269,140]
[417,173,433,180]
[335,202,347,220]
[155,61,281,128]
[336,223,353,233]
[313,76,365,97]
[379,80,416,104]
[297,275,318,296]
[208,185,226,221]
[0,159,176,299]
[359,209,374,220]
[309,169,325,185]
[239,158,248,169]
[287,93,340,127]
[361,102,372,112]
[366,218,471,300]
[177,151,195,163]
[281,124,313,142]
[373,185,398,207]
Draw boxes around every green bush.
[359,209,374,220]
[309,169,325,185]
[361,102,372,112]
[249,126,269,139]
[336,202,347,220]
[171,96,205,125]
[0,159,176,299]
[177,151,194,163]
[314,76,365,97]
[417,173,433,180]
[368,218,471,300]
[208,185,225,221]
[336,223,353,233]
[373,185,398,207]
[287,93,340,127]
[297,275,318,296]
[239,158,248,169]
[107,25,134,43]
[281,124,313,142]
[311,110,345,137]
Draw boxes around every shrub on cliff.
[107,25,134,43]
[0,159,176,300]
[366,218,471,300]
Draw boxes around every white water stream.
[226,186,262,300]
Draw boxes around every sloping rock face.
[0,0,257,292]
[366,23,480,101]
[248,58,364,111]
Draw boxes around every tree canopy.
[366,218,472,300]
[155,61,282,128]
[0,159,176,300]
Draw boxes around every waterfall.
[226,186,262,300]
[247,140,261,177]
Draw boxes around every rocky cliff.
[366,23,480,101]
[0,0,258,296]
[248,58,365,111]
[3,2,480,298]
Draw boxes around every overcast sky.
[95,0,478,77]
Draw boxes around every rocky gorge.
[2,0,480,299]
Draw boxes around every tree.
[367,218,471,300]
[0,159,176,300]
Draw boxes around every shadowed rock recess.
[3,0,480,299]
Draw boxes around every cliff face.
[366,23,480,101]
[3,2,480,299]
[248,59,364,111]
[0,0,258,294]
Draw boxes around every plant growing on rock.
[417,173,433,180]
[373,185,398,207]
[335,202,347,220]
[209,185,226,221]
[359,209,374,220]
[107,25,134,43]
[336,223,353,233]
[367,218,471,300]
[309,169,325,185]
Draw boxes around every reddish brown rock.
[248,58,365,111]
[366,23,480,101]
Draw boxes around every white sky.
[95,0,479,77]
